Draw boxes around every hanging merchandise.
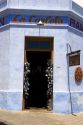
[23,62,30,98]
[45,60,53,110]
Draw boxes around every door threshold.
[27,107,52,113]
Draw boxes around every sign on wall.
[0,15,68,26]
[68,51,80,66]
[0,14,83,32]
[70,18,83,32]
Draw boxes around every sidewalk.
[0,109,83,125]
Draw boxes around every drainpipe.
[66,43,73,114]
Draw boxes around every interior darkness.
[26,51,51,108]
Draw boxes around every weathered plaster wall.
[0,27,10,109]
[0,24,83,113]
[0,0,82,114]
[4,26,69,112]
[0,26,23,110]
[0,27,10,91]
[69,31,83,92]
[7,0,72,10]
[72,1,83,17]
[0,0,7,11]
[68,29,83,113]
[9,27,24,92]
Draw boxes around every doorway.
[27,51,50,108]
[23,36,53,110]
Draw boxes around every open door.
[23,36,53,110]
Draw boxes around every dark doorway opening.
[26,51,51,108]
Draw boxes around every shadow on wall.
[75,80,82,86]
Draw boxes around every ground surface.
[0,109,83,125]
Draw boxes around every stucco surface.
[7,0,72,10]
[0,25,83,113]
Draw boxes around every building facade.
[0,0,83,114]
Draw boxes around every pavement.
[0,109,83,125]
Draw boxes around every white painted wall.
[11,27,83,94]
[8,26,68,93]
[7,0,72,10]
[0,27,10,90]
[8,27,25,92]
[0,0,7,11]
[39,28,68,92]
[0,0,83,18]
[0,26,69,93]
[68,30,83,92]
[72,1,83,17]
[0,24,83,112]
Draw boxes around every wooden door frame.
[22,36,54,110]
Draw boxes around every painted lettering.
[70,18,83,32]
[12,15,20,22]
[0,17,4,26]
[54,16,64,24]
[12,15,26,23]
[45,16,51,23]
[0,14,82,33]
[70,18,75,27]
[19,18,26,22]
[76,22,80,29]
[29,16,36,23]
[29,16,64,24]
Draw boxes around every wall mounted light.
[37,20,44,36]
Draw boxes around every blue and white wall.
[0,23,83,114]
[68,29,83,113]
[0,26,23,110]
[0,0,83,113]
[0,24,73,112]
[0,26,10,110]
[0,23,69,111]
[53,28,83,114]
